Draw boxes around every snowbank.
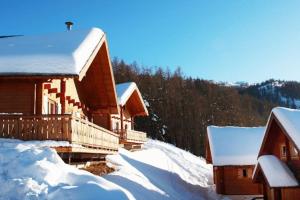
[0,138,221,200]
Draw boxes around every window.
[238,168,252,179]
[280,144,287,158]
[290,143,299,160]
[242,169,247,178]
[48,100,58,114]
[115,122,119,130]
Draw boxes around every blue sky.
[1,0,300,83]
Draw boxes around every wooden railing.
[114,129,147,143]
[0,114,119,151]
[71,116,119,150]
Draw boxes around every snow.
[0,28,104,76]
[0,138,222,200]
[272,107,300,150]
[207,126,265,166]
[254,155,299,187]
[144,99,150,107]
[0,138,81,148]
[116,82,137,106]
[116,82,148,115]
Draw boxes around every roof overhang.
[75,37,119,114]
[117,83,148,117]
[253,155,299,188]
[257,112,300,158]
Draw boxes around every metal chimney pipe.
[65,21,73,31]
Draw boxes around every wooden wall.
[205,134,212,164]
[263,183,300,200]
[214,166,262,195]
[92,114,110,130]
[281,188,300,200]
[0,80,36,114]
[0,78,85,117]
[261,120,286,158]
[261,117,300,179]
[42,78,84,117]
[110,107,132,131]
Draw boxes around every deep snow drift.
[0,138,221,200]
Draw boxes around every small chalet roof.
[253,155,299,187]
[207,126,265,166]
[0,28,104,76]
[272,107,300,150]
[116,82,148,116]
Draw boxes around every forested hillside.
[238,79,300,108]
[112,58,299,156]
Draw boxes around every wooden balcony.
[0,114,119,154]
[114,129,147,144]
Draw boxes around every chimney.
[65,21,73,31]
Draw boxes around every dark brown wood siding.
[214,166,224,194]
[205,134,212,164]
[0,80,36,114]
[281,188,300,200]
[261,117,300,180]
[255,114,300,200]
[92,114,110,130]
[214,166,262,195]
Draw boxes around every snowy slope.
[0,138,221,200]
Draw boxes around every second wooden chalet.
[93,82,148,149]
[113,82,148,149]
[206,126,264,195]
[0,28,120,161]
[253,107,300,200]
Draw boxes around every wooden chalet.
[206,126,264,195]
[0,28,120,161]
[253,107,300,200]
[96,82,148,149]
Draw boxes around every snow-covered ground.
[0,138,223,200]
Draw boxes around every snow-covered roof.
[207,126,265,166]
[116,82,148,115]
[272,107,300,150]
[116,82,137,106]
[0,28,104,76]
[254,155,299,187]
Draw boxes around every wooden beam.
[74,102,81,107]
[36,82,43,115]
[54,146,118,154]
[60,79,66,114]
[48,88,58,94]
[120,106,124,138]
[68,99,75,105]
[56,93,62,98]
[43,83,51,90]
